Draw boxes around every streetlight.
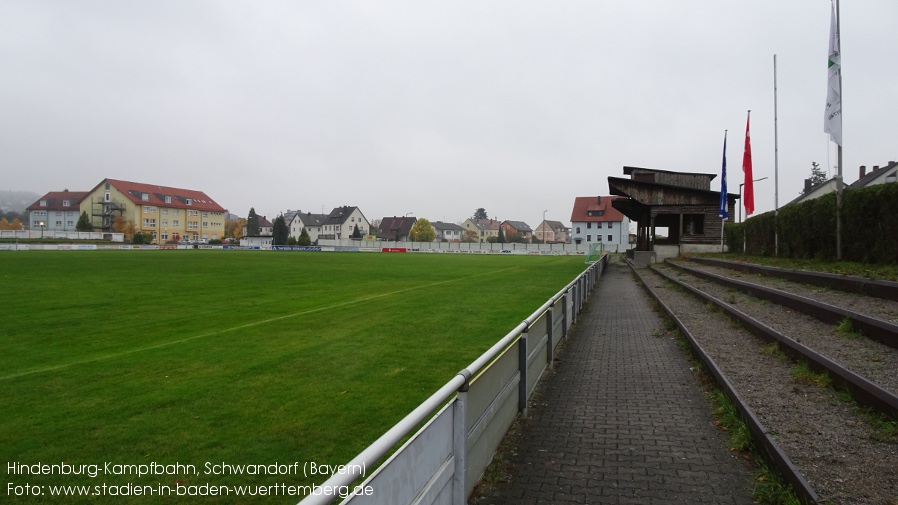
[739,177,768,222]
[39,220,45,239]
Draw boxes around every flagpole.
[774,54,780,257]
[835,0,843,261]
[720,130,728,253]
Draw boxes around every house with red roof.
[569,196,630,252]
[82,179,227,243]
[27,190,90,232]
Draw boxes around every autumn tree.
[409,218,436,242]
[113,216,137,241]
[233,218,247,240]
[10,218,22,230]
[272,214,289,246]
[76,211,92,231]
[0,218,9,230]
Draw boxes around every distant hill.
[0,190,40,213]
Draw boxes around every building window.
[576,227,581,234]
[162,220,168,227]
[55,220,62,227]
[162,208,168,215]
[188,210,198,217]
[608,235,613,242]
[141,193,149,201]
[587,235,591,241]
[144,206,157,214]
[161,232,169,241]
[186,198,192,205]
[188,221,198,230]
[587,222,592,229]
[597,235,602,241]
[40,200,47,206]
[67,221,74,227]
[173,220,179,227]
[104,192,110,202]
[165,196,172,204]
[62,200,70,207]
[143,218,156,228]
[202,221,208,229]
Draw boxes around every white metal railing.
[297,253,609,505]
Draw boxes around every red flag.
[742,111,754,217]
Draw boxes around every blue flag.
[719,131,728,220]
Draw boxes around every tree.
[286,236,297,246]
[246,208,261,236]
[0,218,9,230]
[351,224,362,239]
[272,214,289,245]
[132,231,148,244]
[10,218,22,230]
[806,162,828,192]
[298,227,312,246]
[409,218,436,242]
[76,211,92,231]
[497,226,506,244]
[113,216,137,241]
[473,208,488,220]
[224,218,240,238]
[233,218,247,240]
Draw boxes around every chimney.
[804,178,812,193]
[859,165,866,178]
[596,195,602,205]
[873,165,880,172]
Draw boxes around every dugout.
[608,166,738,264]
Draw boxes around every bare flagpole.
[774,54,780,257]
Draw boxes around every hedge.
[725,182,898,264]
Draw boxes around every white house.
[26,191,89,232]
[432,221,465,242]
[569,196,630,252]
[287,210,328,243]
[288,206,370,243]
[850,161,898,189]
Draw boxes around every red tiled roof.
[101,179,226,212]
[570,196,626,223]
[26,191,90,211]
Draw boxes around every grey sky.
[2,1,895,227]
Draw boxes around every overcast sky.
[2,1,895,227]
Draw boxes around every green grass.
[699,252,898,282]
[1,251,589,504]
[790,361,833,389]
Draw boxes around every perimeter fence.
[297,253,609,505]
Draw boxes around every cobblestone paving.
[470,262,756,504]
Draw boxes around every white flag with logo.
[824,0,842,145]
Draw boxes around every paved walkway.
[470,261,756,504]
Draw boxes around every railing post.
[561,292,568,338]
[453,370,471,504]
[547,305,555,369]
[518,325,528,419]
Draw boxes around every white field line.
[2,267,519,381]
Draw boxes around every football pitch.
[2,251,589,503]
